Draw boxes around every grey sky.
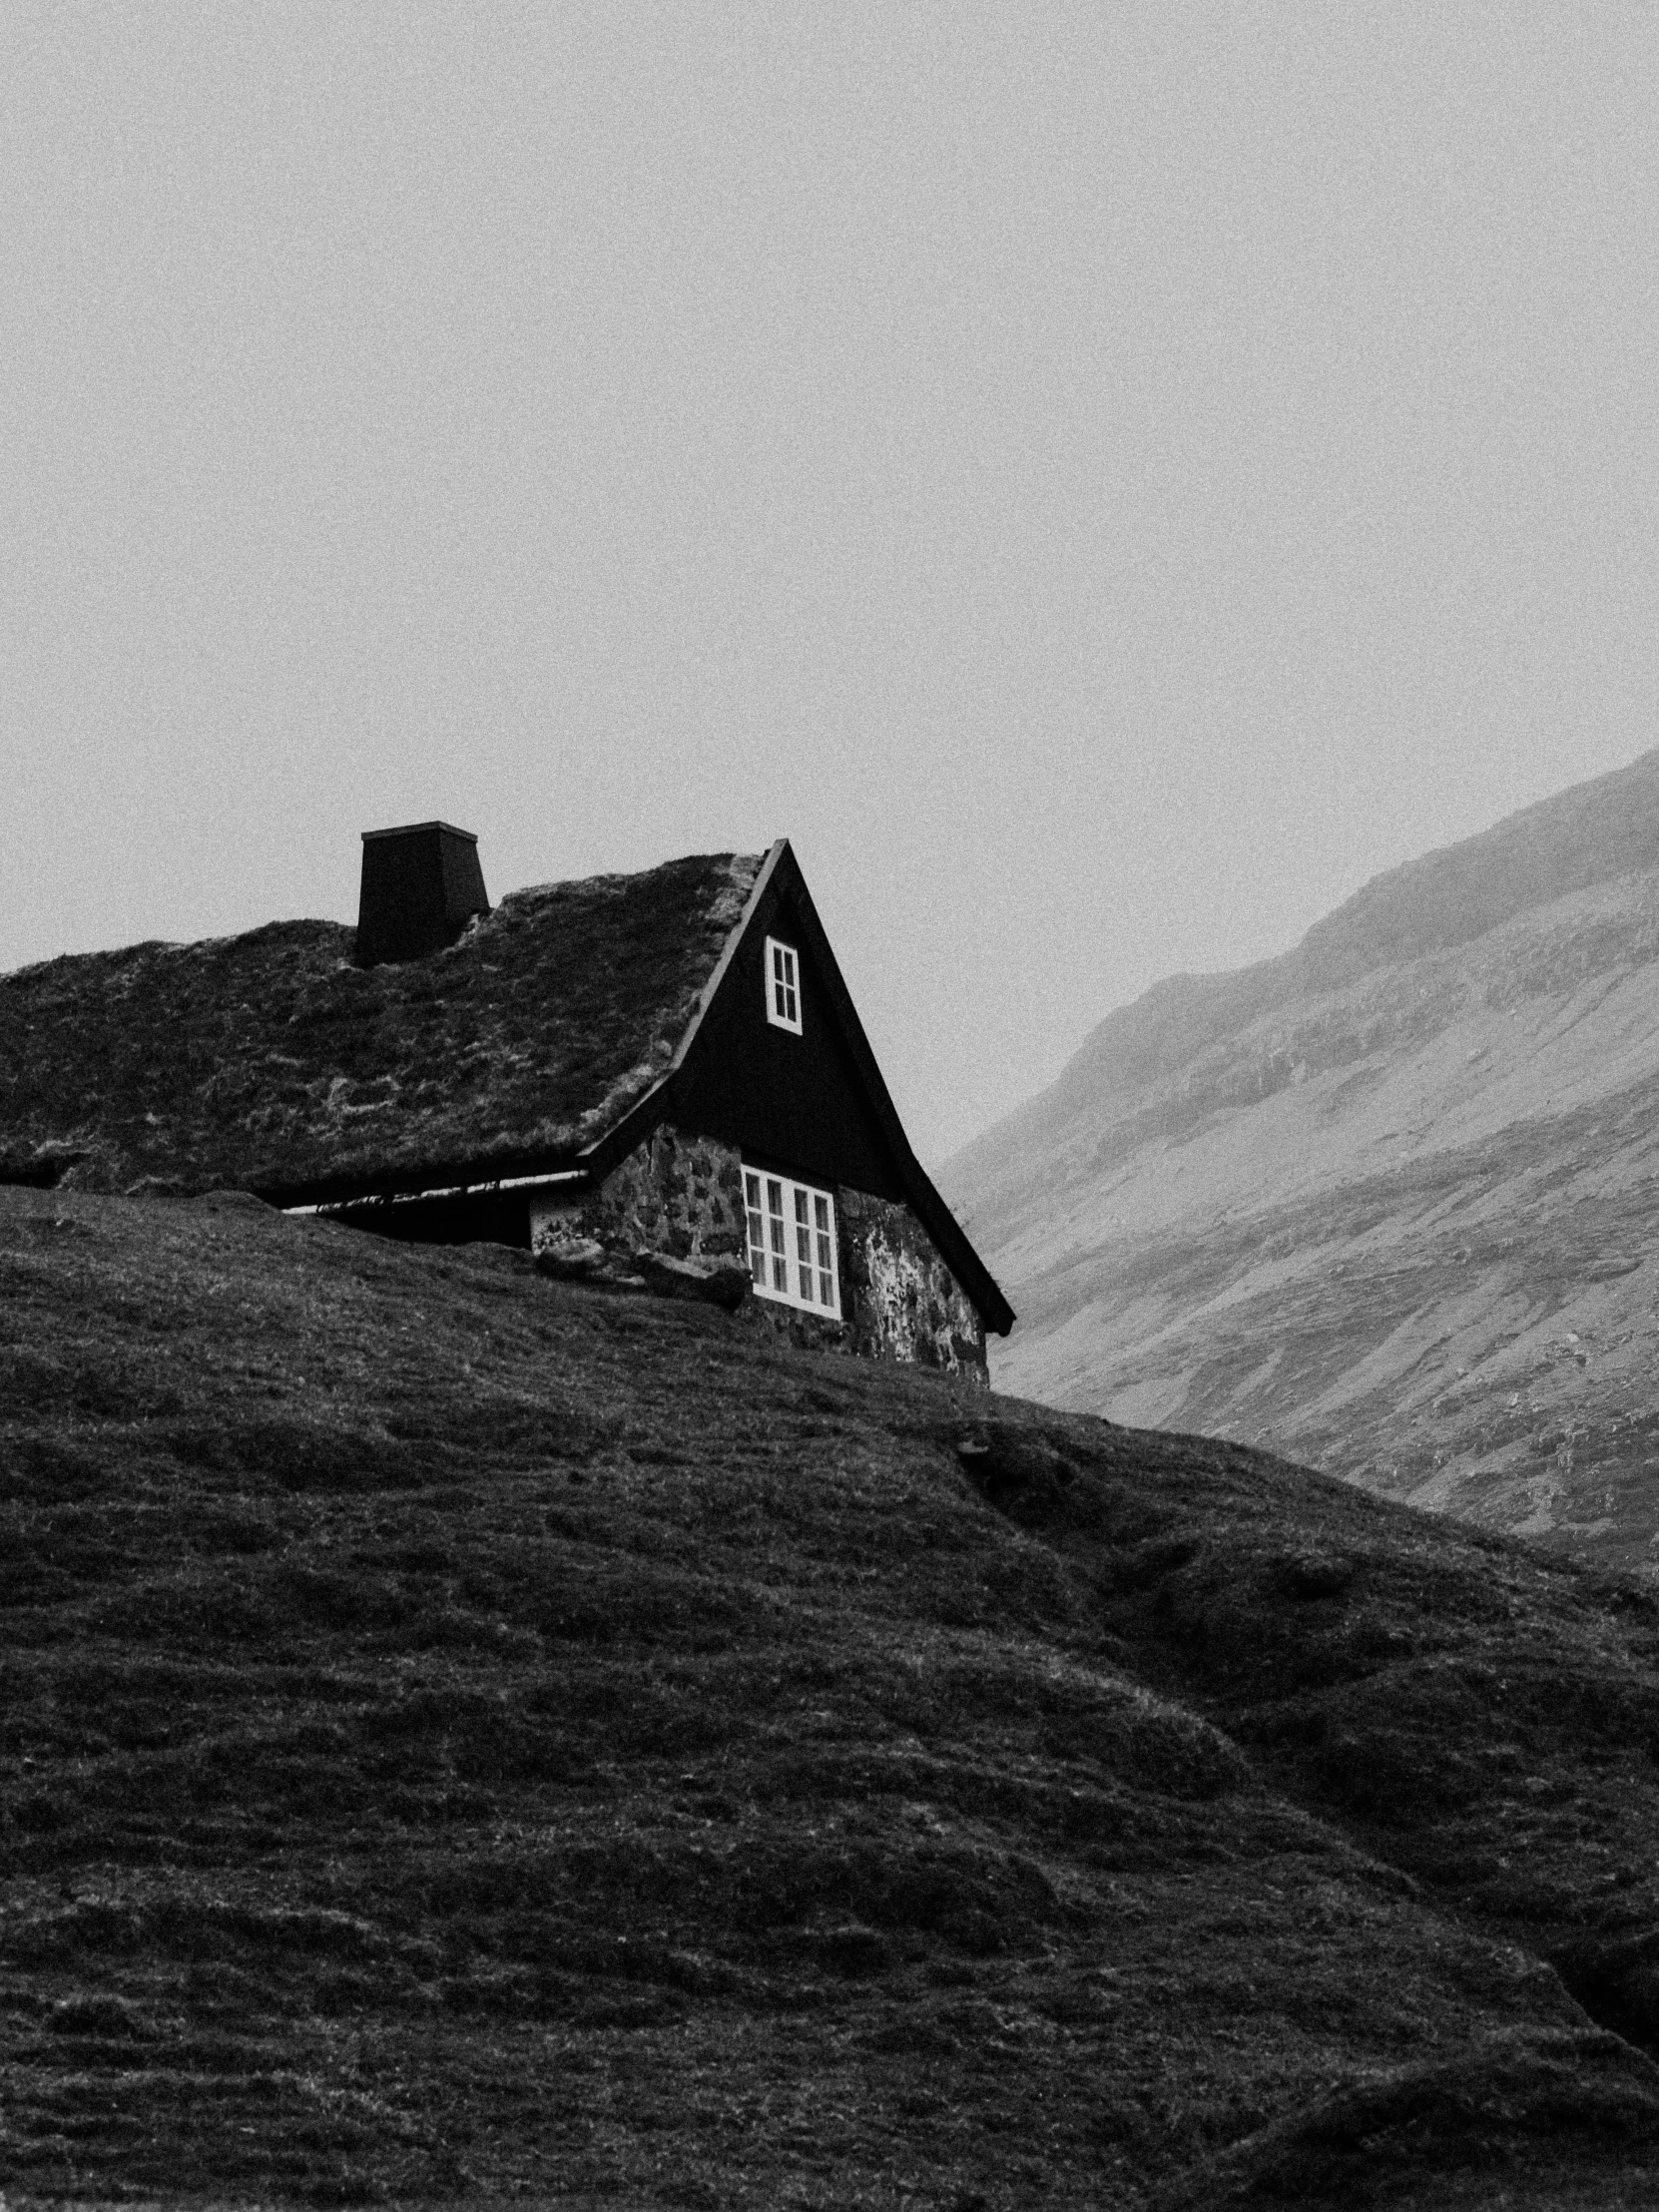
[4,4,1655,1164]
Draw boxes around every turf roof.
[0,850,763,1198]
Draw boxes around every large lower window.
[743,1166,840,1316]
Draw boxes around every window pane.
[766,942,801,1027]
[820,1270,833,1307]
[743,1173,765,1287]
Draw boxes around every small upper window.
[766,937,802,1033]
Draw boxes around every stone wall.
[529,1124,748,1263]
[530,1123,987,1384]
[834,1185,987,1382]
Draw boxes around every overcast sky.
[4,5,1655,1164]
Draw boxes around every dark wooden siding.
[670,881,908,1202]
[320,1187,532,1250]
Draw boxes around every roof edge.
[362,821,478,843]
[573,839,790,1163]
[283,1165,588,1218]
[768,853,1015,1336]
[253,1149,592,1212]
[255,847,781,1213]
[670,840,1015,1336]
[666,840,790,1080]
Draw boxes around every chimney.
[354,821,491,968]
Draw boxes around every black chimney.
[354,821,490,968]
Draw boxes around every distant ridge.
[980,744,1659,1143]
[1297,743,1659,986]
[942,746,1659,1574]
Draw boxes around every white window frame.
[765,936,803,1034]
[742,1164,840,1317]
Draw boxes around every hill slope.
[10,1192,1659,2203]
[945,748,1659,1578]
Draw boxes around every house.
[0,829,1012,1380]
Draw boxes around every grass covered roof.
[0,850,763,1198]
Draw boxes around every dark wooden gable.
[668,867,909,1204]
[592,841,1014,1336]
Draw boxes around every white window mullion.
[767,1178,789,1294]
[814,1193,834,1308]
[744,1172,767,1289]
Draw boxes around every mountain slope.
[11,1190,1659,2204]
[944,749,1659,1577]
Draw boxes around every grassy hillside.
[9,1189,1659,2205]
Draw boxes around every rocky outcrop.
[942,748,1659,1576]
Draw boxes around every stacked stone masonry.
[529,1124,987,1383]
[833,1186,986,1380]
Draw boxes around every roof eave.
[263,847,784,1215]
[570,837,791,1177]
